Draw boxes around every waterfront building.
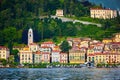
[56,9,64,17]
[94,53,106,64]
[41,52,50,63]
[51,50,60,63]
[87,47,95,63]
[69,48,86,64]
[90,8,117,19]
[60,52,68,63]
[100,51,120,64]
[34,51,42,63]
[0,46,10,60]
[19,46,33,64]
[28,28,33,45]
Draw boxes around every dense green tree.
[3,27,17,54]
[60,40,71,53]
[0,59,7,66]
[11,49,19,62]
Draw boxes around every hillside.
[0,0,120,47]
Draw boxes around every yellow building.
[90,8,117,19]
[94,53,106,64]
[113,33,120,42]
[56,9,64,17]
[19,46,33,64]
[0,46,10,60]
[69,49,86,64]
[102,38,113,44]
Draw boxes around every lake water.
[0,68,120,80]
[88,0,120,10]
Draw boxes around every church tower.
[28,28,33,45]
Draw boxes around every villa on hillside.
[56,9,64,17]
[90,8,117,19]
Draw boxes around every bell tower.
[28,28,33,45]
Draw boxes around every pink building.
[41,52,50,63]
[60,53,68,63]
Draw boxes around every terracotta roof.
[29,43,37,45]
[88,54,95,56]
[67,37,73,41]
[0,46,8,49]
[54,46,59,48]
[40,46,51,48]
[60,52,67,54]
[42,52,50,54]
[35,51,42,54]
[73,38,80,41]
[110,42,120,44]
[90,8,112,10]
[41,41,54,44]
[52,50,60,52]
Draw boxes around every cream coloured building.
[56,9,64,17]
[0,46,10,60]
[69,48,86,64]
[19,46,33,64]
[90,8,117,19]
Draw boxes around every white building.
[51,50,60,63]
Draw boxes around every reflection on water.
[0,68,120,80]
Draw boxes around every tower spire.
[28,28,33,45]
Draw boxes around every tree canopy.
[60,40,71,53]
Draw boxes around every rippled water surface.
[0,68,120,80]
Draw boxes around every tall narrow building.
[28,28,33,45]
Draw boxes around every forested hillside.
[0,0,120,48]
[0,0,93,45]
